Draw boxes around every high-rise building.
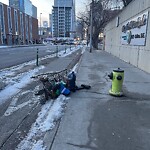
[24,0,32,16]
[9,0,37,18]
[9,0,19,10]
[52,0,76,38]
[32,5,37,18]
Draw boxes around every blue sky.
[0,0,87,22]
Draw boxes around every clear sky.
[0,0,87,22]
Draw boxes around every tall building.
[24,0,32,16]
[9,0,37,18]
[9,0,19,9]
[32,5,37,18]
[52,0,76,38]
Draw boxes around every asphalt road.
[0,44,71,69]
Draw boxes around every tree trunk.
[92,29,99,49]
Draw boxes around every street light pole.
[90,0,94,53]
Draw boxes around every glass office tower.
[9,0,35,17]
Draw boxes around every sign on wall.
[121,11,149,46]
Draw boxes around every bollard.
[65,45,66,53]
[108,68,124,96]
[36,48,39,66]
[56,45,58,57]
[70,44,71,51]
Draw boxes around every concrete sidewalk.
[48,48,150,150]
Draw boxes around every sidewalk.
[48,48,150,150]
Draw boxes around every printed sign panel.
[121,11,149,46]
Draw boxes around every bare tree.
[76,19,85,39]
[91,0,121,49]
[77,4,91,42]
[77,0,122,49]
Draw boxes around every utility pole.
[90,0,94,53]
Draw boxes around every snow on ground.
[58,45,83,57]
[4,86,41,116]
[0,66,44,105]
[16,95,69,150]
[0,46,10,48]
[0,45,85,149]
[0,45,84,105]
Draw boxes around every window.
[20,12,24,41]
[25,15,29,40]
[29,17,32,40]
[7,7,12,33]
[14,10,18,34]
[0,4,5,43]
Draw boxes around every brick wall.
[0,2,38,45]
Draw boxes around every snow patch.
[0,66,44,104]
[16,95,69,150]
[58,45,82,57]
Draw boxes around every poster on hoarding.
[121,11,149,46]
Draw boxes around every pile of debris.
[33,69,91,104]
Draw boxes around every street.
[0,44,72,69]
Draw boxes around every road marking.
[4,86,40,116]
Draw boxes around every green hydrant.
[108,68,124,96]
